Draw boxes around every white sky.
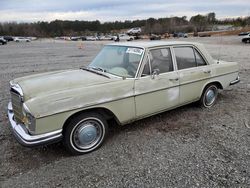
[0,0,249,22]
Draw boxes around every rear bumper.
[7,102,62,147]
[230,76,240,85]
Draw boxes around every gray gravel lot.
[0,36,249,187]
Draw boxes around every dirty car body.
[8,41,240,154]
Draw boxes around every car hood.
[12,69,116,101]
[11,69,134,118]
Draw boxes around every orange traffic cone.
[78,43,84,49]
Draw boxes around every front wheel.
[63,112,108,155]
[200,84,218,108]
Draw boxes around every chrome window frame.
[173,45,209,71]
[136,46,177,79]
[193,47,208,67]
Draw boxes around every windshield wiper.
[89,66,106,73]
[80,66,110,79]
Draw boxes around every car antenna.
[217,32,223,64]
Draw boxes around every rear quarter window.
[194,49,207,66]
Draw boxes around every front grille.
[10,89,23,124]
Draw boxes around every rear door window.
[174,47,196,70]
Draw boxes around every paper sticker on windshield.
[126,48,143,55]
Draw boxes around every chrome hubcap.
[78,124,97,145]
[73,120,102,150]
[205,89,216,105]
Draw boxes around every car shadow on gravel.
[107,102,203,142]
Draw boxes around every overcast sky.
[0,0,250,22]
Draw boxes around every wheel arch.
[200,81,223,98]
[62,107,121,135]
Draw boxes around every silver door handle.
[169,78,179,81]
[203,70,211,74]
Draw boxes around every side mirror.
[151,68,160,79]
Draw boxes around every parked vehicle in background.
[193,31,199,37]
[199,33,211,37]
[242,34,250,43]
[238,31,250,36]
[98,35,114,41]
[134,35,142,40]
[163,33,170,39]
[127,27,141,35]
[0,37,7,45]
[81,36,87,41]
[86,36,98,41]
[3,36,14,41]
[14,37,31,42]
[173,32,188,38]
[150,34,161,40]
[70,36,81,41]
[55,36,71,41]
[7,41,240,155]
[27,37,37,41]
[114,34,134,41]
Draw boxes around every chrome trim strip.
[170,46,178,71]
[8,102,62,147]
[135,47,146,78]
[22,103,31,114]
[39,70,239,119]
[230,76,240,85]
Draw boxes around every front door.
[134,47,179,118]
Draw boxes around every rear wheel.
[63,112,108,155]
[200,84,218,108]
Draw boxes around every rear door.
[173,46,211,104]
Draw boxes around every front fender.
[35,97,135,134]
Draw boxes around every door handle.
[203,70,211,74]
[169,78,179,81]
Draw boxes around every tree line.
[0,12,249,37]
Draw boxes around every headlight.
[22,103,36,133]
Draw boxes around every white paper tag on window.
[161,49,169,57]
[126,48,143,55]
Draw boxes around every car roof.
[107,41,201,49]
[107,40,215,65]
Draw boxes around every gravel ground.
[0,36,249,187]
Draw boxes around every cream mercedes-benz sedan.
[8,41,240,155]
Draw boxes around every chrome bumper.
[7,102,62,147]
[230,76,240,85]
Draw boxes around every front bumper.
[7,102,62,147]
[230,76,240,85]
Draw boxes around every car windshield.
[88,45,144,78]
